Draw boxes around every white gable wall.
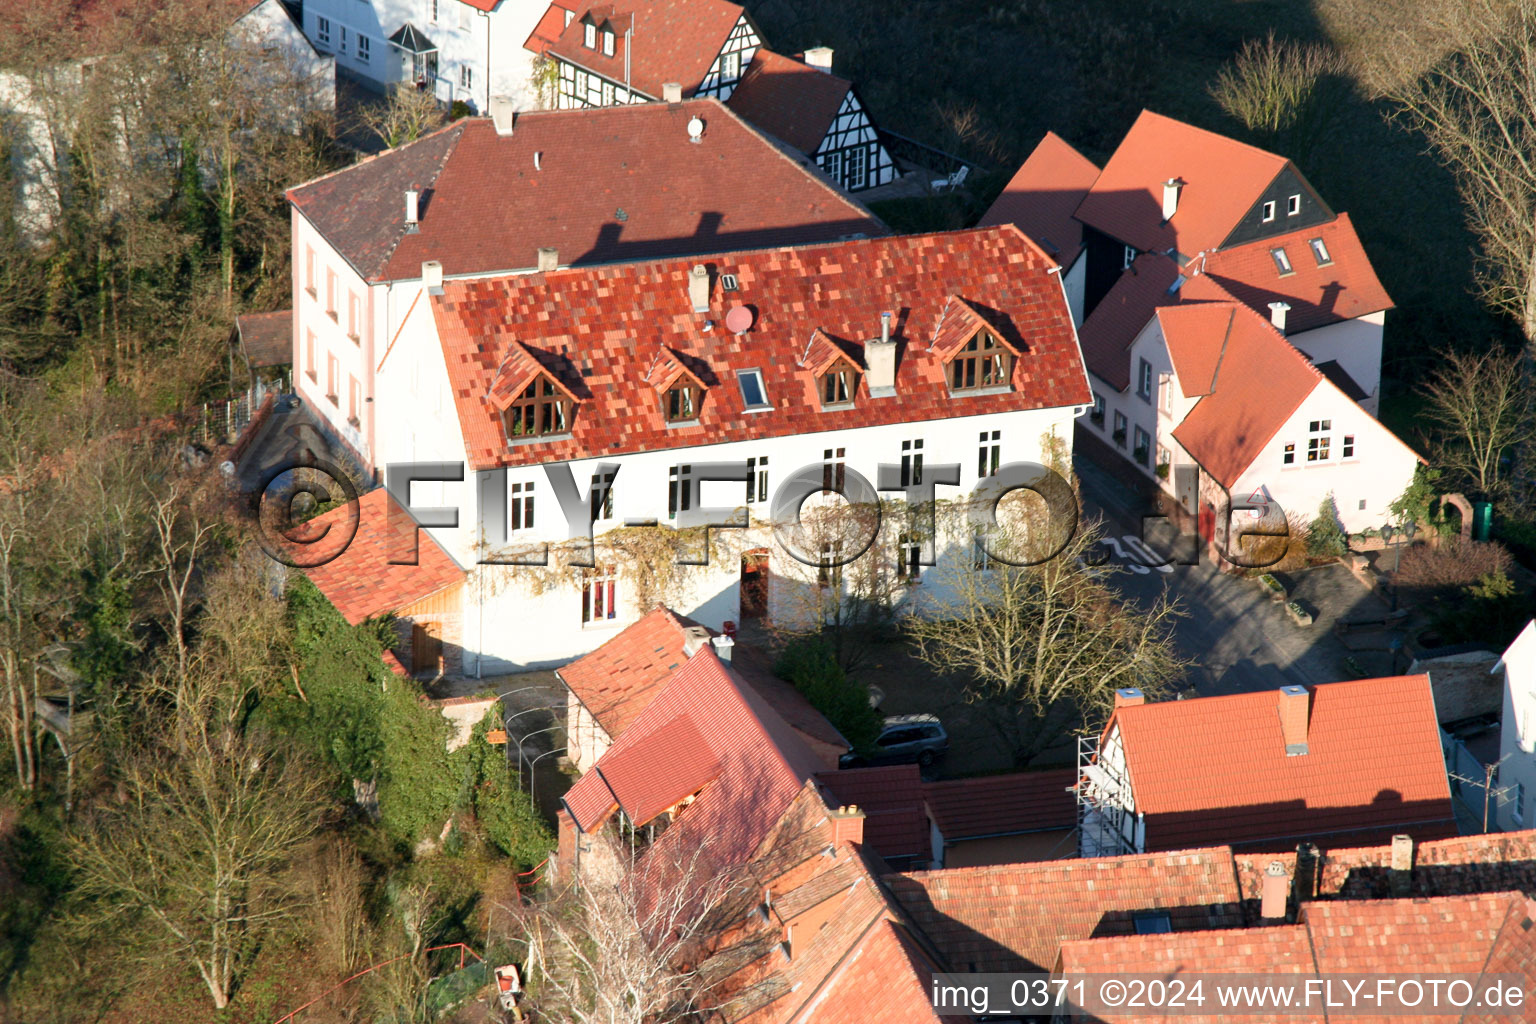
[1229,377,1417,534]
[1287,310,1385,417]
[1497,621,1536,830]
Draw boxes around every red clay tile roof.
[978,131,1100,267]
[288,102,882,283]
[433,226,1092,471]
[1233,829,1536,903]
[235,309,292,368]
[922,768,1076,841]
[546,0,747,100]
[585,713,722,826]
[1057,892,1536,1024]
[725,48,851,155]
[1194,212,1393,333]
[1105,676,1457,852]
[816,766,928,862]
[523,2,573,54]
[1058,921,1318,977]
[1163,283,1325,488]
[1077,253,1180,390]
[729,643,850,764]
[557,606,697,738]
[563,646,825,884]
[885,847,1246,972]
[1074,109,1290,255]
[300,488,464,625]
[792,918,949,1024]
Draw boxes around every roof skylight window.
[738,368,770,411]
[1271,247,1293,275]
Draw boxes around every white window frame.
[584,21,596,48]
[746,456,769,504]
[1261,200,1276,222]
[737,368,770,410]
[1133,425,1151,466]
[1286,193,1301,216]
[339,25,348,54]
[602,28,615,56]
[460,64,473,90]
[1137,358,1153,401]
[1122,245,1136,270]
[580,566,618,625]
[1309,237,1332,265]
[1271,247,1293,275]
[900,439,924,488]
[356,34,370,63]
[510,480,535,531]
[315,16,330,46]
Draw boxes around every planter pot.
[1258,573,1286,602]
[1286,601,1313,627]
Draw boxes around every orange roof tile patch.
[885,847,1246,972]
[922,768,1077,841]
[301,489,464,625]
[1156,302,1235,398]
[1106,676,1457,852]
[590,714,721,826]
[979,130,1101,267]
[816,765,928,862]
[1075,109,1291,256]
[523,2,573,54]
[794,918,949,1024]
[433,227,1092,471]
[546,0,747,100]
[725,48,852,155]
[1194,212,1393,333]
[288,102,882,283]
[557,607,698,738]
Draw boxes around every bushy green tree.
[774,637,881,751]
[1306,497,1348,559]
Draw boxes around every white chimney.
[710,633,734,664]
[803,46,834,72]
[537,247,558,272]
[422,260,443,295]
[1161,178,1184,221]
[662,82,683,103]
[405,189,420,231]
[688,264,710,313]
[866,312,896,395]
[1269,301,1291,333]
[489,95,516,135]
[682,625,711,657]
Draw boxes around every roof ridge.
[371,124,466,282]
[1137,108,1288,167]
[286,117,465,198]
[1204,305,1236,393]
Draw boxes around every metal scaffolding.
[1076,734,1137,859]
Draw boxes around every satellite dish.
[687,116,705,142]
[725,305,754,334]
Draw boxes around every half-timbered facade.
[538,0,760,108]
[725,48,897,192]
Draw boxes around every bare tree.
[1210,32,1349,166]
[1391,0,1536,358]
[523,843,748,1024]
[362,84,446,150]
[1420,347,1535,496]
[907,520,1186,765]
[69,652,327,1009]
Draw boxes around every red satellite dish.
[725,305,754,334]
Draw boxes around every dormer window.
[821,358,859,406]
[950,331,1012,391]
[503,376,572,438]
[1261,200,1276,223]
[665,382,701,423]
[583,19,596,48]
[601,27,614,56]
[1286,194,1301,216]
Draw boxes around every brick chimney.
[865,312,897,396]
[1269,301,1291,333]
[662,82,683,103]
[1390,834,1414,896]
[1278,685,1309,755]
[803,46,834,72]
[537,247,558,273]
[829,804,864,846]
[1114,688,1145,708]
[1260,860,1290,920]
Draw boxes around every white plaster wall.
[1230,378,1418,533]
[1287,310,1385,417]
[1062,254,1086,329]
[1497,621,1536,831]
[293,211,380,467]
[304,0,544,109]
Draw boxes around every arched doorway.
[740,548,769,619]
